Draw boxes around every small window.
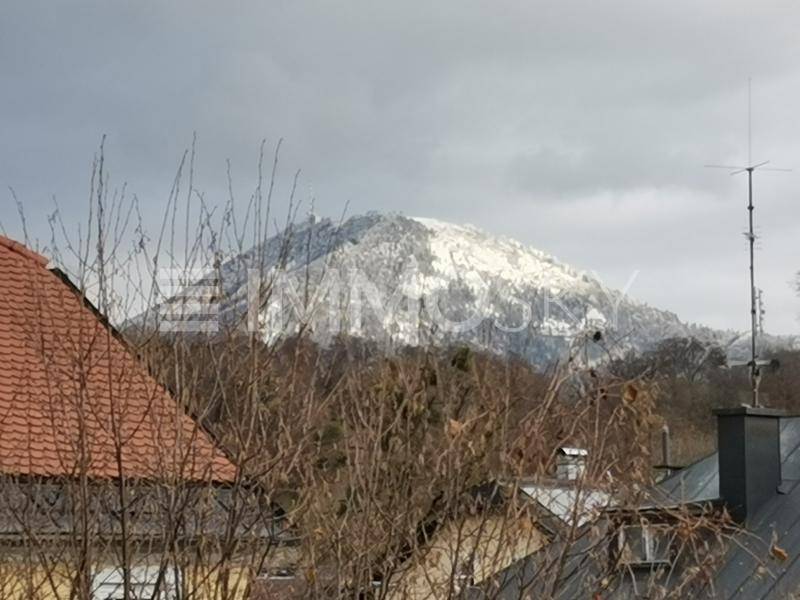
[618,522,671,566]
[264,505,300,543]
[269,513,295,542]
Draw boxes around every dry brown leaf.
[447,418,464,437]
[624,384,639,403]
[771,543,789,561]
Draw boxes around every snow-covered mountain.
[145,212,763,364]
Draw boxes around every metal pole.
[747,168,759,406]
[661,424,671,473]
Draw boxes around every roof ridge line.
[0,236,49,267]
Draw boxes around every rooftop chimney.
[556,447,588,481]
[714,406,784,522]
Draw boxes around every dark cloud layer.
[1,1,799,332]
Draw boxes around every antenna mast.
[705,78,791,407]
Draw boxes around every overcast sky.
[2,1,799,334]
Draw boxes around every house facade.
[0,236,269,599]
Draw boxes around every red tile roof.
[0,236,236,482]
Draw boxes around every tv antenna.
[705,78,791,407]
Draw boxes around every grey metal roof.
[465,531,610,600]
[474,417,800,599]
[659,417,800,504]
[520,482,612,528]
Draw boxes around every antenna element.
[705,79,791,406]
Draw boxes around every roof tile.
[0,238,236,483]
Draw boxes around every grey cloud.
[1,0,799,332]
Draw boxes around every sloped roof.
[476,419,800,599]
[650,417,800,599]
[520,482,612,528]
[658,417,800,505]
[0,236,236,482]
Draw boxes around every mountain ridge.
[141,212,793,365]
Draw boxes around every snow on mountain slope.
[410,217,589,293]
[144,212,735,364]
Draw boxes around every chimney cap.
[558,447,588,457]
[712,406,789,418]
